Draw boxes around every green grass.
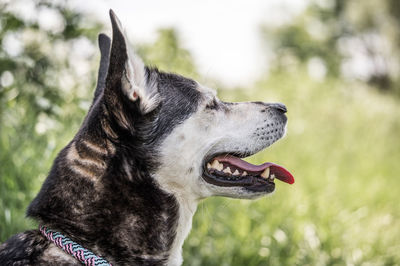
[183,72,400,265]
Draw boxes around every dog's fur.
[0,11,288,266]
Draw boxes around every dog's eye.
[205,99,220,110]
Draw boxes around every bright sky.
[68,0,308,86]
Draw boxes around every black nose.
[269,103,287,113]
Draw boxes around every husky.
[0,10,294,266]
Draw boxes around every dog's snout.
[269,103,287,113]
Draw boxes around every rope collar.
[40,225,112,266]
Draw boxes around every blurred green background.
[1,0,400,265]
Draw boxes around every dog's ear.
[105,10,159,114]
[93,33,111,102]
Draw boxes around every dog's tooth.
[233,170,240,176]
[242,171,248,176]
[216,162,224,171]
[269,174,275,181]
[207,163,211,169]
[261,167,270,179]
[223,167,232,174]
[211,160,219,169]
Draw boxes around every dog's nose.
[269,103,287,113]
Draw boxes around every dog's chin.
[203,183,274,199]
[201,150,294,198]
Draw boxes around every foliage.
[263,0,400,94]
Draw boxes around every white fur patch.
[122,57,160,113]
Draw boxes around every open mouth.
[202,154,294,193]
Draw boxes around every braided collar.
[40,225,112,266]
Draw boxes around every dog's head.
[98,11,293,201]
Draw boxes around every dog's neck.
[160,184,199,266]
[27,108,198,265]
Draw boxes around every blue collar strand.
[40,225,112,266]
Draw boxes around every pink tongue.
[215,155,295,184]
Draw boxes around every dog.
[0,10,294,266]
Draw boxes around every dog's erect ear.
[105,10,159,114]
[93,33,111,102]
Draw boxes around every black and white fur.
[0,11,288,266]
